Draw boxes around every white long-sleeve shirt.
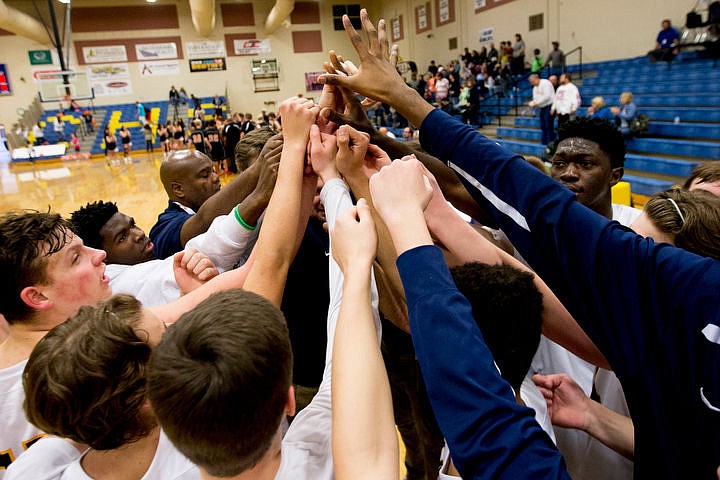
[532,79,555,108]
[552,82,581,115]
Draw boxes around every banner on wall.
[139,60,180,76]
[418,5,428,29]
[233,39,271,56]
[92,79,133,97]
[439,0,450,23]
[479,27,494,43]
[186,41,226,59]
[475,0,486,8]
[87,63,131,81]
[304,72,325,91]
[31,67,61,83]
[189,57,227,73]
[0,64,11,96]
[82,45,128,64]
[135,42,178,60]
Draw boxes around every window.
[333,4,361,30]
[449,37,458,50]
[529,13,543,31]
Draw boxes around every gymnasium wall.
[0,0,696,128]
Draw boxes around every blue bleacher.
[495,53,720,196]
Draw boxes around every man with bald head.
[150,139,281,259]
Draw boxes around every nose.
[90,247,107,264]
[132,227,147,243]
[560,164,579,181]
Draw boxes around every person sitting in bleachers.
[649,19,680,62]
[611,92,637,138]
[586,96,614,122]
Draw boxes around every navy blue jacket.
[149,200,192,259]
[419,108,720,478]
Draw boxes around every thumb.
[309,123,321,148]
[356,197,372,222]
[173,251,184,269]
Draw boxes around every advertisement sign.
[0,64,11,96]
[135,42,178,60]
[87,63,131,81]
[92,79,133,97]
[189,58,226,73]
[139,60,180,76]
[479,27,494,43]
[28,50,53,65]
[186,41,226,59]
[233,39,271,56]
[82,45,128,64]
[304,71,325,91]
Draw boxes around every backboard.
[37,71,94,102]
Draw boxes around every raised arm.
[330,199,398,480]
[243,97,318,306]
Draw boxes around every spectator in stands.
[548,74,558,89]
[611,92,637,138]
[531,48,544,73]
[488,43,499,69]
[32,122,44,145]
[402,126,413,141]
[544,41,565,76]
[434,71,450,105]
[178,87,189,105]
[428,60,438,75]
[169,85,179,105]
[631,188,720,260]
[551,73,581,127]
[649,19,680,62]
[587,96,615,121]
[241,113,256,136]
[268,111,282,131]
[71,132,80,153]
[190,94,201,111]
[82,110,94,133]
[528,73,556,145]
[213,95,224,117]
[512,33,526,77]
[684,161,720,196]
[53,116,65,143]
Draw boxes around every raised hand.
[278,96,319,147]
[369,157,433,226]
[308,124,339,182]
[331,198,377,274]
[532,373,592,431]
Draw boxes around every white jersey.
[108,213,259,308]
[0,359,43,479]
[275,178,381,479]
[6,431,198,480]
[529,203,639,480]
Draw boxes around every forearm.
[180,163,260,244]
[332,266,398,480]
[398,246,568,478]
[243,142,306,306]
[584,399,635,460]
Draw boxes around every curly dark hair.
[451,262,543,392]
[0,211,72,323]
[70,201,118,249]
[23,294,154,450]
[558,117,626,169]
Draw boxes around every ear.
[285,385,296,417]
[171,181,184,198]
[19,286,52,311]
[609,167,624,187]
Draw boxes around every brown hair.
[643,188,720,260]
[147,289,293,477]
[682,161,720,190]
[23,294,155,450]
[234,127,277,172]
[0,211,72,323]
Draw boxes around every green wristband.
[234,205,257,231]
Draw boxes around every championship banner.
[0,64,11,95]
[233,39,271,56]
[139,60,180,76]
[189,58,226,73]
[82,45,128,64]
[135,42,178,61]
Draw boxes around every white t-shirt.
[275,179,381,479]
[0,359,43,479]
[529,203,639,480]
[7,431,198,480]
[108,213,258,308]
